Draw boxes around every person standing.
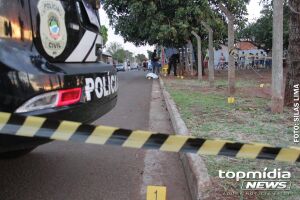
[218,53,226,69]
[240,51,246,69]
[142,59,148,71]
[168,53,179,76]
[259,51,265,68]
[151,49,160,75]
[248,53,255,68]
[113,60,116,70]
[254,53,259,68]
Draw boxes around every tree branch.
[191,31,200,39]
[218,3,234,21]
[288,1,300,15]
[201,22,213,33]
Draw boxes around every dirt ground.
[166,68,288,99]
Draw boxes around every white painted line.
[66,31,96,62]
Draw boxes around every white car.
[131,64,139,70]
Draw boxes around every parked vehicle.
[116,64,126,72]
[130,64,139,70]
[0,0,118,158]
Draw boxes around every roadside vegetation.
[103,0,300,199]
[163,70,300,200]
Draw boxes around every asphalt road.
[0,71,191,200]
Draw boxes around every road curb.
[159,78,211,200]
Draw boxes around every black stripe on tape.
[143,133,169,150]
[35,119,60,138]
[219,143,244,157]
[105,129,133,146]
[0,114,26,135]
[297,155,300,163]
[70,124,96,142]
[180,138,206,154]
[257,147,281,160]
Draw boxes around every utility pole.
[202,22,215,87]
[218,3,235,95]
[191,31,202,81]
[271,0,284,113]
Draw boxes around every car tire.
[0,148,36,159]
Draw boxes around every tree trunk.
[202,22,215,87]
[218,4,235,95]
[271,0,284,113]
[191,31,202,80]
[228,18,235,95]
[284,0,300,106]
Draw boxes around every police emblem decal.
[38,0,67,58]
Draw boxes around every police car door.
[28,0,103,63]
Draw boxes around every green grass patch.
[164,78,299,200]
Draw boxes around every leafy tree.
[100,25,109,46]
[103,0,229,85]
[107,42,122,55]
[107,42,126,63]
[103,0,227,48]
[237,2,290,51]
[113,49,126,63]
[125,50,133,60]
[123,50,134,64]
[135,54,147,63]
[103,0,249,94]
[210,0,250,95]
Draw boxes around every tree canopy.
[237,2,290,51]
[103,0,249,48]
[135,54,147,63]
[106,42,133,63]
[100,25,108,46]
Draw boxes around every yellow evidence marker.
[228,97,235,104]
[147,186,167,200]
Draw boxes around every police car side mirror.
[96,44,103,57]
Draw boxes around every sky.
[247,0,263,22]
[100,0,263,56]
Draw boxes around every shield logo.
[49,16,60,40]
[38,0,67,58]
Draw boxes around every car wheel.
[0,148,36,159]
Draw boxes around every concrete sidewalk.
[141,79,192,200]
[159,78,211,200]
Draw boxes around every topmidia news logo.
[219,168,291,190]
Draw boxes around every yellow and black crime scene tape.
[0,112,299,163]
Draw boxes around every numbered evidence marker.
[147,186,167,200]
[228,97,235,104]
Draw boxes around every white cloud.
[247,0,263,22]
